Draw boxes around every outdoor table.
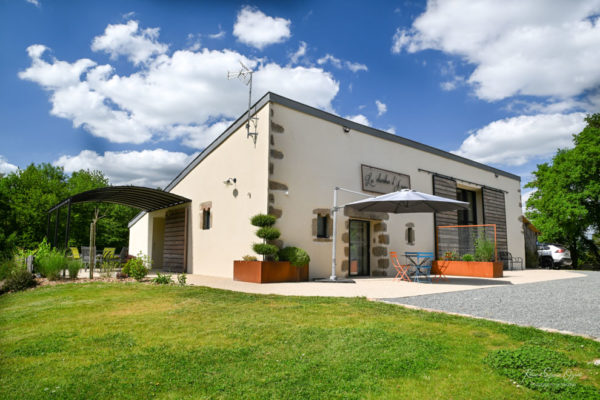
[405,252,433,283]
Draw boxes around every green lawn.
[1,283,599,399]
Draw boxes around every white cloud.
[393,0,600,103]
[345,61,368,73]
[452,113,586,166]
[209,25,226,39]
[522,189,537,214]
[317,54,342,69]
[26,0,40,7]
[54,149,198,188]
[387,126,396,134]
[289,41,307,65]
[0,156,18,175]
[19,22,340,146]
[345,114,370,126]
[91,20,168,65]
[318,54,367,72]
[233,6,291,50]
[375,100,387,116]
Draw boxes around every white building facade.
[129,93,524,279]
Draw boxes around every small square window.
[202,209,211,230]
[317,214,329,238]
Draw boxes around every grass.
[1,283,599,399]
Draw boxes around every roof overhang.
[48,186,191,213]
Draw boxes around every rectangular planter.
[233,260,309,283]
[432,260,503,278]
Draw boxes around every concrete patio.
[181,269,585,298]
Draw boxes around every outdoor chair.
[117,247,128,265]
[81,246,90,270]
[69,247,81,260]
[406,252,433,283]
[102,247,117,263]
[390,251,411,281]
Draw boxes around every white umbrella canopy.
[345,189,470,214]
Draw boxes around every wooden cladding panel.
[433,175,458,227]
[482,187,508,255]
[163,208,186,272]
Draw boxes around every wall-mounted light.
[224,177,237,185]
[342,126,350,133]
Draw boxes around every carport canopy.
[47,186,191,248]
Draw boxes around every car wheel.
[540,257,553,269]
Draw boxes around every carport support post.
[63,200,71,278]
[53,207,60,248]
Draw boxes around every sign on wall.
[361,164,410,194]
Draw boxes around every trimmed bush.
[242,255,257,261]
[462,253,474,261]
[252,244,280,259]
[250,214,276,227]
[250,213,280,261]
[2,268,37,293]
[278,246,311,267]
[256,227,281,241]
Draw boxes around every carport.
[47,186,191,270]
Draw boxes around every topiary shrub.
[250,213,280,261]
[278,247,311,267]
[462,253,474,261]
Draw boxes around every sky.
[1,0,599,205]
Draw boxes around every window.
[457,188,477,225]
[405,223,415,245]
[202,209,211,230]
[317,214,329,238]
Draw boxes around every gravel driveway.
[380,270,600,339]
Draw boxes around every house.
[128,92,525,278]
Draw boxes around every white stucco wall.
[128,212,150,257]
[269,103,524,279]
[165,104,271,277]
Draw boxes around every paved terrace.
[182,269,583,298]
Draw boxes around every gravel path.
[380,270,600,339]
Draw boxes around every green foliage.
[36,248,67,280]
[123,252,152,281]
[241,255,258,261]
[0,165,137,255]
[256,226,281,241]
[250,213,276,227]
[443,251,459,261]
[152,273,173,285]
[526,113,600,267]
[486,346,598,398]
[252,243,279,259]
[250,213,280,260]
[177,274,187,286]
[278,246,311,267]
[1,268,37,294]
[462,254,474,261]
[474,234,495,262]
[67,259,83,279]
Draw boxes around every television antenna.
[227,61,258,143]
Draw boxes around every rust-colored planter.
[432,260,503,278]
[233,261,309,283]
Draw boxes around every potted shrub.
[432,234,503,278]
[233,214,310,283]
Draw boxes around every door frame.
[348,219,371,277]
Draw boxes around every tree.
[526,113,600,267]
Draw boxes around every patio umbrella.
[344,189,469,213]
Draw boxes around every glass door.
[349,220,370,276]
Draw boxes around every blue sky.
[1,1,599,202]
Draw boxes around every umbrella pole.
[330,187,339,280]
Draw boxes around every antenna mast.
[227,61,258,143]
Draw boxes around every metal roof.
[48,186,191,213]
